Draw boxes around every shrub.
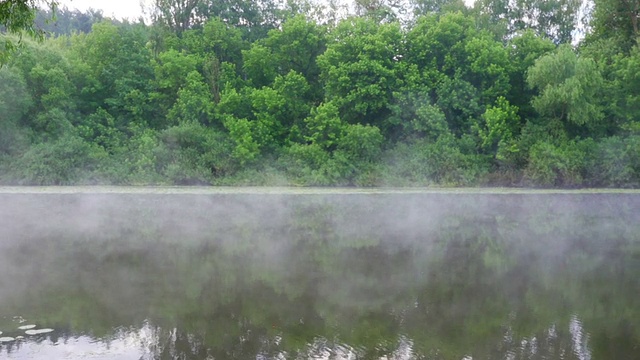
[383,135,488,186]
[524,140,586,187]
[585,136,640,187]
[6,135,107,185]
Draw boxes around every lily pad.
[15,336,24,340]
[18,324,36,330]
[25,328,54,335]
[0,337,15,343]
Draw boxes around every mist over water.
[0,190,638,359]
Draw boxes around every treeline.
[0,0,639,187]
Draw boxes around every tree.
[193,0,284,41]
[70,21,155,129]
[411,0,466,17]
[527,45,605,136]
[505,30,555,121]
[588,0,640,50]
[167,70,213,125]
[0,0,58,62]
[0,66,31,154]
[34,7,105,36]
[0,0,57,35]
[476,97,520,164]
[317,17,402,127]
[264,15,326,85]
[150,0,200,35]
[474,0,582,44]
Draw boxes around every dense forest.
[0,0,639,187]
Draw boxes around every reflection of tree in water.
[0,194,638,359]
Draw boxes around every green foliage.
[242,43,278,88]
[303,102,345,150]
[317,17,402,126]
[167,70,213,125]
[388,91,449,141]
[156,122,234,183]
[506,31,555,120]
[5,135,107,185]
[151,49,199,116]
[0,66,32,153]
[1,2,639,187]
[608,46,640,126]
[384,135,489,185]
[585,136,640,187]
[71,21,155,127]
[587,0,640,51]
[223,116,261,166]
[182,17,246,64]
[405,12,475,82]
[278,143,334,185]
[0,0,58,62]
[524,140,586,187]
[527,45,605,131]
[474,0,581,44]
[337,123,384,163]
[436,76,483,136]
[264,15,326,83]
[463,33,511,102]
[477,97,520,164]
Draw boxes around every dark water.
[0,192,639,359]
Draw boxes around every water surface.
[0,188,638,359]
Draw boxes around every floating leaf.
[0,337,15,342]
[25,328,54,335]
[15,336,24,339]
[18,324,36,330]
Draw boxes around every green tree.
[7,134,107,185]
[435,76,483,136]
[167,70,213,125]
[588,0,640,50]
[476,97,520,164]
[150,0,200,35]
[506,30,555,121]
[524,140,586,186]
[608,46,640,129]
[193,0,284,41]
[70,21,155,129]
[527,45,605,137]
[411,0,466,16]
[303,102,345,150]
[0,0,58,62]
[264,15,326,91]
[405,12,475,86]
[242,43,278,88]
[151,48,199,118]
[0,66,31,154]
[317,17,402,127]
[181,17,246,65]
[474,0,581,44]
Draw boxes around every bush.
[156,122,235,184]
[5,135,107,185]
[277,143,336,185]
[524,140,586,187]
[585,136,640,187]
[382,135,489,186]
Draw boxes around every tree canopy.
[1,0,640,187]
